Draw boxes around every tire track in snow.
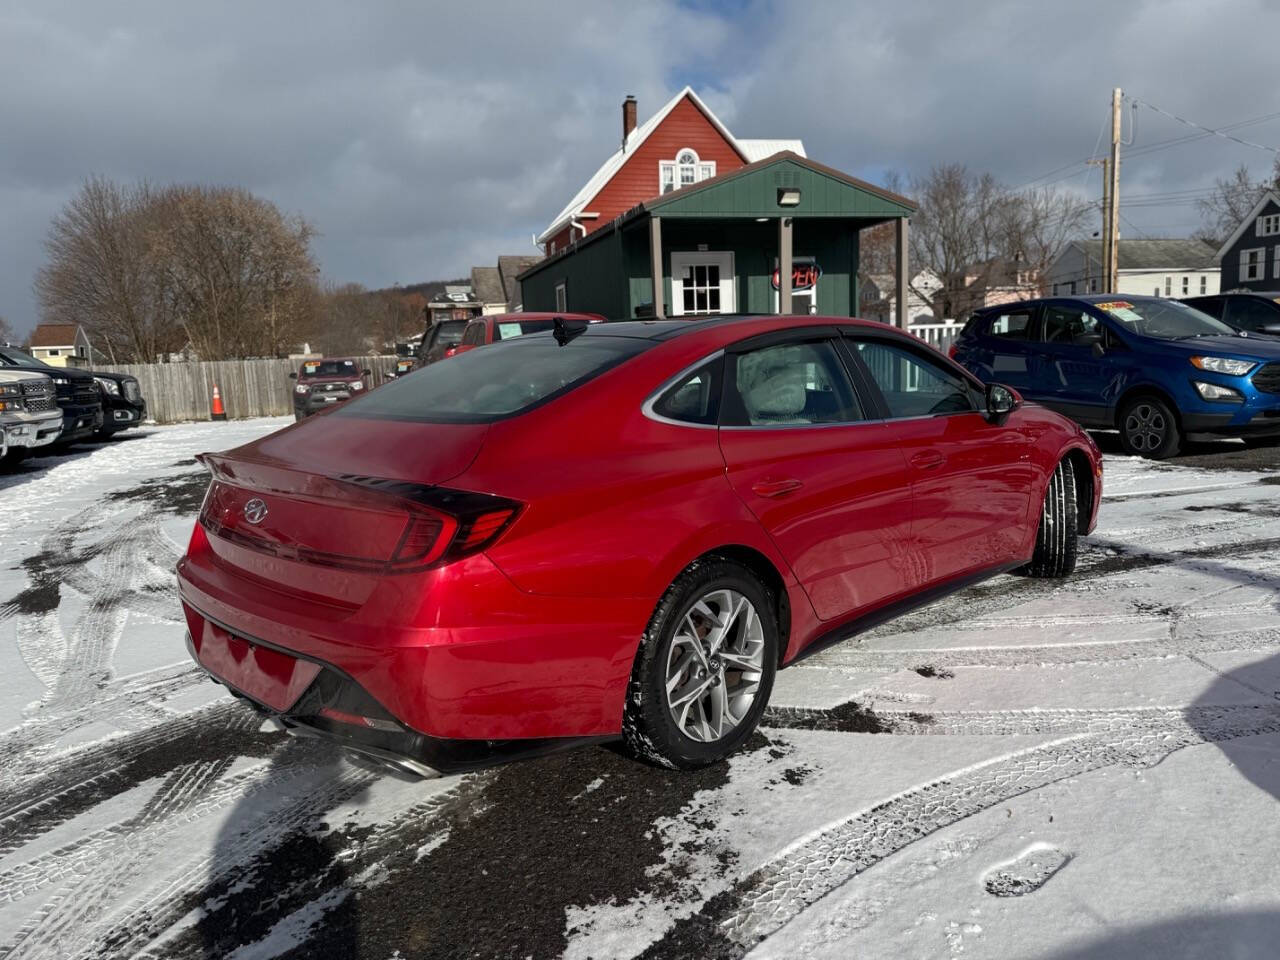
[0,745,374,960]
[643,704,1280,957]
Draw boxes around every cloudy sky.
[2,0,1278,335]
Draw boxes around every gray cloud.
[2,0,1277,335]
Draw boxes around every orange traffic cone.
[211,383,227,421]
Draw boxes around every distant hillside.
[370,278,467,300]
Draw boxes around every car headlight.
[1190,356,1257,376]
[351,380,364,390]
[94,376,120,396]
[1193,380,1245,402]
[294,384,310,395]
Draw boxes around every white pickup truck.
[0,369,63,468]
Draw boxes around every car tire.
[1019,457,1079,579]
[622,559,778,770]
[1118,395,1181,459]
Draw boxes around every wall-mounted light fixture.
[777,188,801,207]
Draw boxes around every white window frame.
[1274,248,1280,279]
[554,282,567,312]
[46,349,59,356]
[1241,247,1266,282]
[1164,276,1171,296]
[658,148,715,195]
[1257,213,1280,237]
[1201,275,1208,293]
[1182,276,1189,295]
[772,256,819,314]
[669,251,735,317]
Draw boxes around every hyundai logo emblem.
[243,498,269,525]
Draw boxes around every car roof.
[975,293,1171,314]
[578,314,903,342]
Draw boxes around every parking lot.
[0,419,1278,959]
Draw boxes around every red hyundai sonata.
[178,315,1101,774]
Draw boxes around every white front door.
[670,251,735,317]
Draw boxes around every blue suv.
[952,295,1280,458]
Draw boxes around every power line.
[1129,97,1280,155]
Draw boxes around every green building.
[519,151,915,324]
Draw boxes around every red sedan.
[445,311,607,359]
[179,315,1101,774]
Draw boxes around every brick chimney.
[622,95,637,149]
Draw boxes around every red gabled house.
[538,88,806,257]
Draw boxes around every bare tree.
[0,314,15,346]
[1195,159,1280,247]
[36,177,318,362]
[900,164,1089,319]
[306,283,422,356]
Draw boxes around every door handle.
[910,450,946,471]
[751,478,803,498]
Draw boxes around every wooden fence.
[92,356,401,424]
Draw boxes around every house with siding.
[1046,239,1219,299]
[520,91,916,323]
[28,323,92,368]
[1215,191,1280,291]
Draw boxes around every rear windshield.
[300,359,358,378]
[433,321,467,346]
[336,333,650,422]
[0,346,50,368]
[495,319,555,341]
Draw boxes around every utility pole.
[1099,157,1112,293]
[1106,86,1122,292]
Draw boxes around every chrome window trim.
[640,349,725,429]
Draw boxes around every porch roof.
[519,152,915,283]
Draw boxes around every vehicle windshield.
[337,333,650,423]
[1093,299,1238,340]
[0,346,51,368]
[299,359,358,378]
[494,319,556,341]
[433,321,467,346]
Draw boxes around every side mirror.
[986,382,1021,421]
[288,371,297,379]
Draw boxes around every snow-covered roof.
[738,139,807,162]
[538,87,805,244]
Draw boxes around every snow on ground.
[0,420,1278,959]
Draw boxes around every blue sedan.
[951,295,1280,458]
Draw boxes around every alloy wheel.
[664,588,766,743]
[1124,403,1167,453]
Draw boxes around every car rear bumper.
[184,625,613,775]
[175,541,650,744]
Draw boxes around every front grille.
[1253,362,1280,395]
[75,384,99,404]
[24,396,56,414]
[19,380,52,397]
[123,379,142,404]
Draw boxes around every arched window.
[659,147,715,194]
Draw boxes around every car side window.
[987,309,1034,340]
[651,357,723,425]
[1224,297,1278,332]
[1042,305,1101,345]
[727,340,863,426]
[463,324,485,345]
[1191,296,1225,320]
[853,339,975,418]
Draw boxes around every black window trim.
[719,328,875,430]
[839,326,983,421]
